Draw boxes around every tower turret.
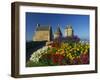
[65,25,74,37]
[54,24,62,39]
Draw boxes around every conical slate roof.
[55,27,62,36]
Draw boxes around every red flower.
[51,54,64,65]
[51,43,56,47]
[80,53,89,64]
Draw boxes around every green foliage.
[26,60,48,67]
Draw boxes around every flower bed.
[26,39,89,67]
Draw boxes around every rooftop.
[65,25,72,29]
[54,27,62,35]
[36,24,51,31]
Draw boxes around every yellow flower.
[81,51,83,54]
[77,48,79,51]
[70,56,73,60]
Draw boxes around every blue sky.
[26,12,90,41]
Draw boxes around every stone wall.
[33,31,50,41]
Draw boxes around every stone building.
[33,24,53,41]
[33,24,74,42]
[65,25,74,37]
[54,25,62,39]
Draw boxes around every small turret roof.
[65,25,72,29]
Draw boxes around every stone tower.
[33,24,53,41]
[65,25,74,37]
[54,24,62,39]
